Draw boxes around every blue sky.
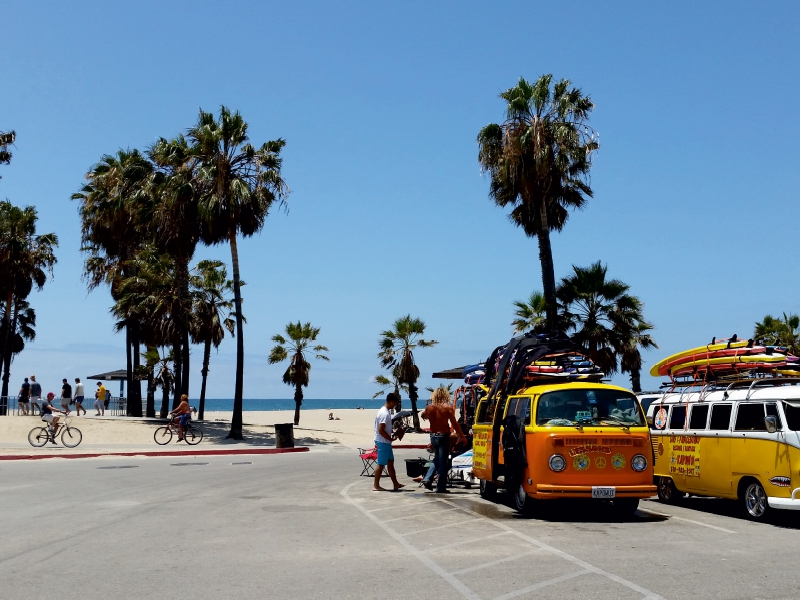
[1,2,798,399]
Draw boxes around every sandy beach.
[0,409,431,453]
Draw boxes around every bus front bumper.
[768,488,800,510]
[533,484,657,499]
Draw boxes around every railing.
[0,396,128,417]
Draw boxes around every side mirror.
[647,415,655,426]
[765,416,778,434]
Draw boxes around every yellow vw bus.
[472,380,656,515]
[646,379,800,520]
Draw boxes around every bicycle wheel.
[61,427,82,448]
[154,426,173,445]
[183,426,203,445]
[28,427,49,447]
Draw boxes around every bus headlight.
[549,454,566,472]
[631,455,647,472]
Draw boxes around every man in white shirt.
[73,378,86,416]
[373,393,404,492]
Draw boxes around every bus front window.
[536,389,644,427]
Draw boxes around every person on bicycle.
[171,394,192,441]
[40,392,65,442]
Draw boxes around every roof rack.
[722,377,800,400]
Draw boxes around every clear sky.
[1,1,798,400]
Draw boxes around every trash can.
[275,423,294,448]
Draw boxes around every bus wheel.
[479,479,497,500]
[613,498,639,516]
[657,477,685,504]
[741,480,770,520]
[514,484,535,515]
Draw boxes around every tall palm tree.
[511,291,548,334]
[478,75,598,329]
[378,315,437,431]
[0,202,57,397]
[190,106,289,440]
[0,129,15,171]
[620,319,658,393]
[73,149,152,416]
[557,261,645,374]
[0,297,36,400]
[754,313,800,355]
[190,260,236,420]
[268,322,329,426]
[153,348,175,418]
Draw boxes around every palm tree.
[378,315,437,431]
[557,261,645,374]
[153,348,175,418]
[754,313,800,355]
[511,291,548,334]
[372,371,409,405]
[620,319,658,393]
[0,129,15,171]
[190,106,289,440]
[0,202,57,397]
[478,75,599,329]
[268,322,329,426]
[0,297,36,396]
[190,260,236,420]
[140,347,160,418]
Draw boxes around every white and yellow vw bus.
[646,378,800,520]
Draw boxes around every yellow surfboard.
[649,340,751,377]
[666,353,786,374]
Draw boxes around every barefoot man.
[421,387,466,493]
[373,392,404,492]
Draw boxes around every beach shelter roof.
[432,367,466,379]
[86,369,128,381]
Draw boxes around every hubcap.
[659,478,672,499]
[745,483,767,517]
[517,484,527,507]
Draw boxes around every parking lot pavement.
[3,447,800,599]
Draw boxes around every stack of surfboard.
[649,337,800,380]
[522,352,605,380]
[462,364,485,385]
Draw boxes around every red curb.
[0,447,310,461]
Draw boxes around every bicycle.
[28,416,82,448]
[154,414,203,445]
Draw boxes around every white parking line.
[382,507,460,523]
[492,569,592,600]
[401,517,480,536]
[367,499,441,512]
[638,508,737,534]
[450,550,537,575]
[421,531,511,554]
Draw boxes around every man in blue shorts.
[373,393,404,492]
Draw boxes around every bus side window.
[689,404,709,430]
[783,402,800,430]
[509,397,531,424]
[668,405,686,430]
[735,403,766,431]
[476,399,494,424]
[709,404,732,430]
[505,398,518,420]
[766,403,783,429]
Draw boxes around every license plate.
[592,486,616,499]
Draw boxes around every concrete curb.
[0,447,310,461]
[392,444,429,449]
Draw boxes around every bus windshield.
[536,389,644,427]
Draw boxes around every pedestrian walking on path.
[29,375,42,415]
[73,378,86,416]
[372,392,404,492]
[17,377,31,415]
[420,387,466,493]
[94,381,106,416]
[60,379,72,415]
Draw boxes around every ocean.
[199,398,385,412]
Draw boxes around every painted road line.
[438,498,666,600]
[638,508,737,534]
[341,482,482,600]
[450,550,537,576]
[382,507,460,523]
[367,499,442,511]
[401,517,481,536]
[421,531,511,554]
[492,569,592,600]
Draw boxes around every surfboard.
[664,353,786,376]
[649,339,752,377]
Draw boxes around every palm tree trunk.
[537,200,558,331]
[630,368,642,394]
[172,339,182,410]
[409,382,421,431]
[182,328,190,397]
[160,383,170,418]
[1,296,18,403]
[146,374,156,418]
[294,382,303,426]
[1,291,13,399]
[227,230,245,440]
[130,323,142,417]
[176,256,191,398]
[198,338,211,421]
[125,324,133,416]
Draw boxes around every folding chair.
[358,446,378,477]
